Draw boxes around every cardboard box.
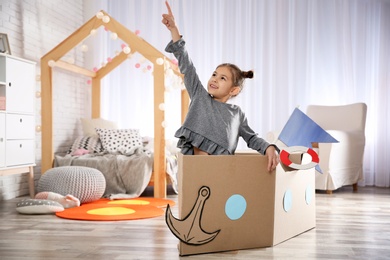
[172,153,315,256]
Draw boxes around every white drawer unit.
[6,114,34,140]
[6,140,35,166]
[0,53,36,198]
[0,113,5,168]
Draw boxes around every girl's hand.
[162,1,176,31]
[162,1,181,42]
[265,146,279,172]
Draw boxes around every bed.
[53,132,179,199]
[40,10,189,198]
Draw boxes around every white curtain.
[84,0,390,187]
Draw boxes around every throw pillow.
[16,199,64,214]
[95,128,143,155]
[81,118,118,137]
[67,136,104,155]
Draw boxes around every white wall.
[0,0,90,200]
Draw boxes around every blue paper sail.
[278,108,338,173]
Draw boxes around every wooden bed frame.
[40,10,188,198]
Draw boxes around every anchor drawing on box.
[165,186,220,245]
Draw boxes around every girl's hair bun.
[242,70,254,79]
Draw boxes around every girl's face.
[207,66,240,103]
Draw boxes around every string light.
[165,68,174,77]
[156,58,164,65]
[96,12,104,19]
[81,44,88,52]
[67,57,75,64]
[123,46,131,54]
[102,15,110,23]
[48,60,55,67]
[110,32,118,40]
[158,103,165,111]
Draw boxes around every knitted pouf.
[38,166,106,203]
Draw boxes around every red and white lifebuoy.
[280,146,319,170]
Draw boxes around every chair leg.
[326,190,333,195]
[352,183,358,192]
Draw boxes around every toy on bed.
[54,118,179,200]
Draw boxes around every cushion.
[72,149,89,156]
[81,118,118,137]
[67,135,104,155]
[35,192,81,209]
[16,199,64,214]
[38,166,106,204]
[96,128,143,155]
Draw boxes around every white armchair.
[306,103,367,194]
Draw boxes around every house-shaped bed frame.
[41,10,188,198]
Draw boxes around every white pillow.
[95,128,143,155]
[81,118,118,137]
[16,199,64,214]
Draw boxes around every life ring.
[280,146,319,170]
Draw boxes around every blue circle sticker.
[225,194,247,220]
[305,185,313,205]
[283,189,293,212]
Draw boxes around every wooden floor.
[0,186,390,260]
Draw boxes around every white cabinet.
[0,54,36,197]
[0,113,5,168]
[3,57,35,113]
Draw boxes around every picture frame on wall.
[0,33,11,55]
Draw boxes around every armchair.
[306,103,367,194]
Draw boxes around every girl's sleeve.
[239,113,279,155]
[165,38,203,98]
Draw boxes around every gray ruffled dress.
[165,38,274,155]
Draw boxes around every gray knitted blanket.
[54,151,178,199]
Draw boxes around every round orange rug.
[56,198,175,221]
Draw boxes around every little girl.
[162,1,279,172]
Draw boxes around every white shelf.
[0,54,36,198]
